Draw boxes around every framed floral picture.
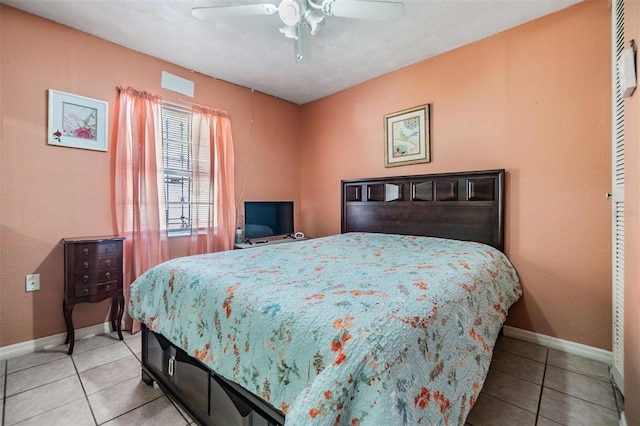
[384,104,430,167]
[48,89,108,152]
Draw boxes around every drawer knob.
[105,272,111,279]
[105,259,111,267]
[83,275,89,282]
[83,288,90,296]
[83,262,89,269]
[83,248,89,255]
[105,246,113,253]
[105,284,111,292]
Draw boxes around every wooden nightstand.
[62,236,124,355]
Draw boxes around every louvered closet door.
[611,0,625,395]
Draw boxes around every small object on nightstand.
[234,235,308,249]
[61,236,124,355]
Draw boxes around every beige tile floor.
[466,335,623,426]
[0,333,623,425]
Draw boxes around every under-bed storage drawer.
[145,329,209,415]
[210,375,271,426]
[142,328,284,426]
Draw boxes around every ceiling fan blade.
[192,3,278,20]
[324,0,404,21]
[295,23,312,64]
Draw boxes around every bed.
[129,169,522,426]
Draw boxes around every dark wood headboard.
[341,169,505,251]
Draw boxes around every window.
[161,106,193,236]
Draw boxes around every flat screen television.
[244,201,294,241]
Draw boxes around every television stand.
[234,236,307,249]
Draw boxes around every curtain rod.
[166,98,230,118]
[115,86,161,101]
[115,86,229,118]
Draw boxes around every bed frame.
[140,169,506,425]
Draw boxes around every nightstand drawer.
[73,242,120,257]
[72,256,120,273]
[74,281,119,298]
[73,268,120,285]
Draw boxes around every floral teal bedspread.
[128,232,521,426]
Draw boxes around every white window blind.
[161,106,193,236]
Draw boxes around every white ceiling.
[3,0,582,104]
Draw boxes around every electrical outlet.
[25,274,40,292]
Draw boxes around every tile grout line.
[544,359,620,413]
[488,353,547,387]
[609,368,624,415]
[542,386,621,414]
[70,351,100,426]
[96,394,168,425]
[493,347,546,365]
[165,392,195,424]
[497,339,619,422]
[534,349,550,425]
[3,357,76,398]
[2,359,7,426]
[3,357,88,426]
[77,338,144,425]
[547,363,613,384]
[536,357,618,423]
[83,338,170,425]
[1,337,152,425]
[538,355,620,422]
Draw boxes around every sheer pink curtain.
[188,106,236,254]
[113,87,168,333]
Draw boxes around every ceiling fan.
[192,0,405,64]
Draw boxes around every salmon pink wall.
[299,1,612,350]
[0,5,300,348]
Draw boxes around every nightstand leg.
[112,295,124,340]
[63,299,75,355]
[110,297,117,333]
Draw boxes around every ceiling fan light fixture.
[303,9,325,35]
[306,0,325,11]
[279,24,299,40]
[191,0,405,64]
[320,0,336,16]
[278,0,304,27]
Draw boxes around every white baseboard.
[503,325,612,365]
[0,322,112,360]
